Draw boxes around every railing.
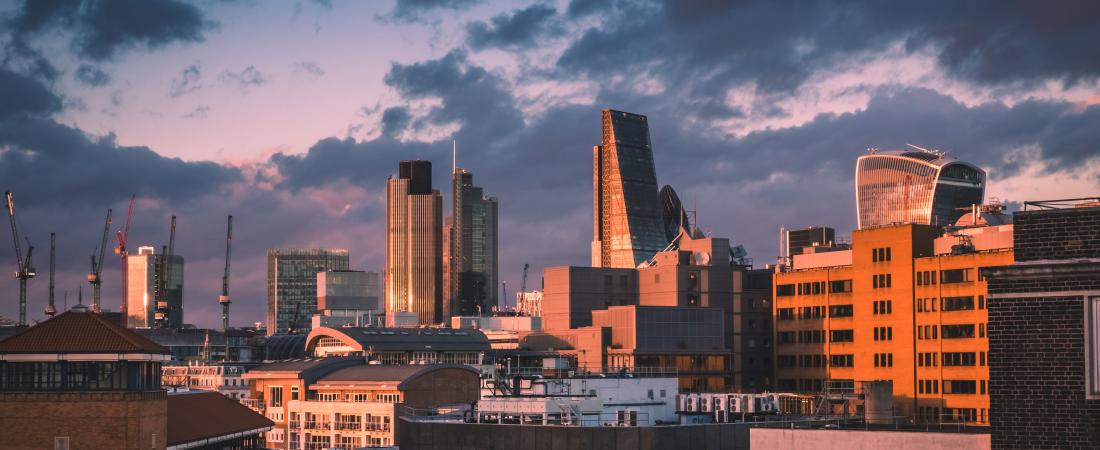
[304,421,331,430]
[334,422,361,431]
[364,423,391,432]
[239,398,264,413]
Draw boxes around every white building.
[162,362,251,399]
[477,374,679,426]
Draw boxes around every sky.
[1,0,1099,328]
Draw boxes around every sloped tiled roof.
[167,391,273,447]
[0,310,169,354]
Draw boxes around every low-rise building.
[303,326,489,368]
[166,391,273,449]
[162,362,252,399]
[477,372,679,426]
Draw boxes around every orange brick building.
[773,221,1012,424]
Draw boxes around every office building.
[0,307,171,449]
[659,185,696,243]
[449,168,499,317]
[267,248,350,336]
[243,359,480,449]
[303,326,489,365]
[773,214,1013,424]
[592,109,666,268]
[386,160,444,326]
[313,270,381,328]
[855,147,985,229]
[737,269,776,393]
[786,226,837,256]
[126,246,184,328]
[983,198,1100,449]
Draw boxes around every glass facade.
[594,109,666,268]
[386,161,443,326]
[449,169,499,316]
[0,361,162,391]
[126,247,184,328]
[267,248,350,335]
[856,151,984,229]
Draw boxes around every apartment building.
[773,219,1012,424]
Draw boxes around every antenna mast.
[47,232,56,318]
[219,216,233,361]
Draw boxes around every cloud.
[380,107,411,137]
[390,0,480,21]
[220,65,269,91]
[566,0,613,18]
[74,64,110,87]
[169,64,201,97]
[466,4,558,50]
[9,0,211,61]
[292,61,326,78]
[0,68,62,120]
[182,105,210,119]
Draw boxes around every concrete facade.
[749,428,989,450]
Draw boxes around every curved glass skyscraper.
[592,109,666,268]
[855,148,985,229]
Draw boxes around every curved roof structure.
[264,334,308,360]
[659,185,694,244]
[856,148,985,229]
[304,327,490,356]
[313,364,479,390]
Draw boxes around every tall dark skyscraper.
[592,109,666,268]
[386,160,443,325]
[448,168,499,316]
[855,146,985,229]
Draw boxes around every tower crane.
[219,216,233,361]
[88,209,112,313]
[5,192,35,326]
[154,216,176,328]
[46,232,56,318]
[518,263,529,311]
[115,195,135,316]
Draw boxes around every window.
[269,386,283,407]
[777,308,795,320]
[944,380,977,394]
[798,330,825,343]
[829,304,854,317]
[918,352,938,367]
[1090,297,1100,398]
[776,284,796,297]
[980,352,987,366]
[654,274,660,283]
[942,296,975,311]
[291,386,299,401]
[777,331,796,345]
[874,353,893,367]
[619,275,629,288]
[940,269,972,284]
[829,354,854,367]
[871,247,892,262]
[829,280,852,293]
[830,330,854,343]
[942,352,976,366]
[872,274,892,289]
[978,295,985,309]
[54,437,69,450]
[918,325,939,340]
[873,300,892,314]
[873,327,893,341]
[604,275,612,286]
[777,355,797,368]
[943,324,976,339]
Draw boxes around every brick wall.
[0,391,167,450]
[1013,206,1100,261]
[985,265,1100,449]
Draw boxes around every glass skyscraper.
[449,168,499,316]
[855,148,985,229]
[266,248,349,335]
[386,160,443,326]
[126,246,184,328]
[593,109,666,268]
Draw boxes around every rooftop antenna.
[46,232,56,318]
[63,290,68,310]
[452,139,457,174]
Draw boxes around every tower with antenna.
[219,216,233,361]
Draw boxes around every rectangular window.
[269,386,283,407]
[829,354,854,367]
[829,304,854,318]
[940,269,972,284]
[942,296,975,311]
[777,308,795,320]
[776,284,796,297]
[944,380,977,394]
[777,331,796,345]
[1091,297,1100,398]
[777,355,797,368]
[830,330,854,342]
[829,280,852,293]
[978,295,985,309]
[942,352,976,366]
[942,324,976,339]
[291,386,299,400]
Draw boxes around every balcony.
[334,422,361,431]
[304,422,332,430]
[239,398,264,413]
[365,423,391,432]
[288,421,300,430]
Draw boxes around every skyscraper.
[855,146,985,229]
[266,248,349,335]
[592,109,666,268]
[386,160,443,325]
[449,168,499,316]
[126,246,184,328]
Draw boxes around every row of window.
[777,354,829,369]
[873,300,893,314]
[777,305,857,320]
[872,274,893,289]
[918,407,987,424]
[871,247,892,262]
[873,353,894,367]
[917,324,986,339]
[873,326,893,341]
[776,280,854,297]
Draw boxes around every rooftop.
[0,309,169,355]
[167,391,273,448]
[305,326,491,354]
[313,364,479,390]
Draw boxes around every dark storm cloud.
[466,4,558,50]
[380,107,411,137]
[8,0,210,61]
[0,68,62,120]
[390,0,480,20]
[555,0,1100,98]
[74,64,110,87]
[565,0,612,18]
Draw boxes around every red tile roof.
[0,310,169,354]
[167,391,274,446]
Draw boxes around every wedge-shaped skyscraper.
[855,146,985,229]
[592,109,666,268]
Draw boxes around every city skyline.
[2,1,1100,329]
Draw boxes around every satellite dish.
[694,252,711,266]
[730,245,747,259]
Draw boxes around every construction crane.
[154,216,176,328]
[5,192,35,326]
[219,216,233,361]
[88,209,112,313]
[46,232,56,318]
[115,195,135,316]
[518,263,529,311]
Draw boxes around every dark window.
[777,331,796,344]
[942,324,976,339]
[777,308,795,320]
[829,304,854,317]
[942,352,976,366]
[776,284,796,297]
[830,330,854,342]
[777,355,797,368]
[942,296,975,311]
[940,269,972,284]
[829,355,854,367]
[944,380,977,394]
[829,280,852,293]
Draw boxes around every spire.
[452,139,457,174]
